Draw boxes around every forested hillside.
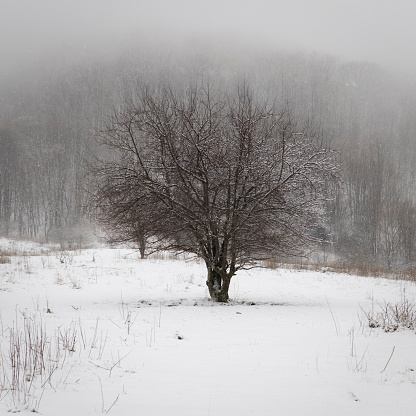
[1,43,416,271]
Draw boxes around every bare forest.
[1,43,416,275]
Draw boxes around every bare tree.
[0,126,20,235]
[92,82,339,301]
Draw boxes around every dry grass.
[322,262,416,282]
[263,257,416,283]
[0,255,11,264]
[362,289,416,332]
[0,310,64,411]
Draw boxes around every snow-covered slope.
[0,239,415,415]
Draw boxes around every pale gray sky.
[1,0,415,75]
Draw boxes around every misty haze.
[1,0,416,414]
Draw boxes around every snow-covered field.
[1,238,416,415]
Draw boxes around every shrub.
[363,290,416,332]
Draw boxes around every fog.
[2,0,416,271]
[1,0,416,77]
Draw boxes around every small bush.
[363,290,416,332]
[0,255,11,264]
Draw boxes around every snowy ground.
[0,238,416,415]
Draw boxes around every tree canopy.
[93,82,339,301]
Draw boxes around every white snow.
[1,238,416,415]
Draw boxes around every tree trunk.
[138,237,146,259]
[206,267,231,302]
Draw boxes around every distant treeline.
[1,43,416,270]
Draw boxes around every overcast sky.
[1,0,416,76]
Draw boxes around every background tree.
[0,126,20,235]
[2,43,416,274]
[93,82,339,301]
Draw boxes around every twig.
[326,297,340,336]
[99,376,105,413]
[354,345,368,372]
[89,361,111,371]
[381,346,395,373]
[98,376,121,414]
[88,349,133,377]
[107,317,122,329]
[106,393,120,414]
[108,349,133,377]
